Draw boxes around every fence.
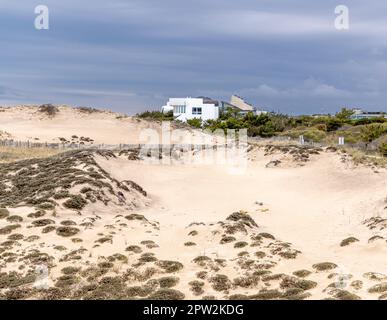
[0,139,243,152]
[249,136,325,147]
[0,137,372,152]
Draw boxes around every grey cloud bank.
[0,0,387,114]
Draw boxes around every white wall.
[164,98,219,122]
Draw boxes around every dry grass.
[0,146,62,163]
[343,148,387,168]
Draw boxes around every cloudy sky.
[1,1,387,114]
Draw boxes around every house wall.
[230,95,254,112]
[164,98,219,122]
[350,114,387,120]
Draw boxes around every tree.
[335,108,354,121]
[360,124,386,143]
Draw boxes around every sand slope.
[93,146,387,299]
[0,105,211,145]
[0,107,387,300]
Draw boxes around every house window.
[192,107,202,115]
[173,105,186,114]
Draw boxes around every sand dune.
[0,105,211,145]
[0,106,386,300]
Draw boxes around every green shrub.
[187,118,202,128]
[6,215,22,223]
[32,219,55,227]
[282,128,326,142]
[368,282,387,293]
[293,270,312,278]
[147,288,185,300]
[0,208,9,219]
[379,142,387,157]
[312,262,337,271]
[340,237,359,247]
[209,274,232,291]
[63,195,87,210]
[234,241,248,248]
[0,224,21,235]
[136,110,174,121]
[156,260,184,273]
[361,124,387,143]
[56,226,80,237]
[38,104,58,117]
[158,276,179,288]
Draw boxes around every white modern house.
[223,95,267,116]
[161,97,219,122]
[350,109,387,120]
[161,95,267,122]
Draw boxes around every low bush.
[147,288,185,300]
[56,226,80,237]
[63,195,87,210]
[158,276,179,288]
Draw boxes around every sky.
[1,1,387,115]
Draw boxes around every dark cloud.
[0,1,386,114]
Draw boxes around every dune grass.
[0,146,62,163]
[342,147,387,168]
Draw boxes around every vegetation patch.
[312,262,338,272]
[293,270,312,278]
[280,276,317,291]
[340,237,359,247]
[0,272,36,289]
[63,195,87,210]
[138,253,158,263]
[234,241,248,248]
[32,219,55,227]
[250,289,282,300]
[147,288,185,300]
[158,276,179,288]
[0,224,21,235]
[125,214,148,222]
[42,226,56,234]
[27,211,46,218]
[368,282,387,294]
[233,275,260,288]
[156,260,184,273]
[0,208,9,219]
[7,233,23,241]
[61,267,81,275]
[61,220,77,226]
[126,245,142,254]
[189,280,205,296]
[255,251,266,259]
[55,275,79,288]
[0,150,144,213]
[38,104,59,117]
[220,236,236,244]
[56,226,80,237]
[209,274,232,292]
[333,289,361,300]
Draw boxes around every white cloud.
[51,88,136,97]
[204,10,333,37]
[241,79,350,99]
